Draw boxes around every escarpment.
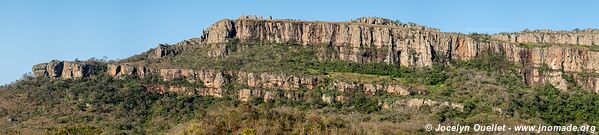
[115,66,412,102]
[32,60,95,79]
[492,29,599,46]
[107,62,156,78]
[148,38,201,59]
[197,16,599,92]
[32,15,599,101]
[350,17,440,31]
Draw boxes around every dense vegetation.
[0,74,222,134]
[2,42,599,134]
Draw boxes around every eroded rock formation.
[32,60,93,79]
[32,16,599,96]
[200,16,520,68]
[492,29,599,46]
[350,17,440,31]
[198,16,599,92]
[149,44,184,59]
[107,62,154,79]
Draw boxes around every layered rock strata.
[107,62,155,79]
[143,68,411,101]
[32,16,599,94]
[381,98,464,111]
[32,60,93,79]
[198,16,599,92]
[492,29,599,46]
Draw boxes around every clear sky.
[1,0,598,85]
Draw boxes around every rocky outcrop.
[200,16,515,67]
[197,16,599,93]
[110,66,413,102]
[515,46,599,91]
[575,75,599,93]
[107,62,154,79]
[523,69,569,90]
[147,38,202,59]
[329,81,411,102]
[492,29,599,46]
[149,44,184,59]
[32,61,60,78]
[350,17,439,31]
[31,16,599,94]
[32,60,93,79]
[174,38,202,46]
[517,46,599,73]
[332,81,410,95]
[381,98,464,111]
[157,69,227,97]
[234,71,321,90]
[198,16,599,71]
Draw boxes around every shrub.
[45,125,102,135]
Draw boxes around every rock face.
[149,44,184,59]
[147,38,203,59]
[332,81,410,95]
[515,46,599,92]
[198,16,599,71]
[111,66,412,102]
[31,16,599,94]
[175,38,202,46]
[159,69,227,97]
[350,17,439,31]
[200,16,516,68]
[492,29,599,46]
[234,71,320,90]
[197,16,599,92]
[32,60,93,79]
[107,63,154,79]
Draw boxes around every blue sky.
[1,0,598,85]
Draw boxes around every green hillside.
[2,42,599,134]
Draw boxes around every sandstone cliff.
[148,44,181,59]
[32,60,94,79]
[108,62,155,79]
[492,29,599,46]
[139,67,411,102]
[350,17,440,31]
[197,16,599,92]
[32,16,599,97]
